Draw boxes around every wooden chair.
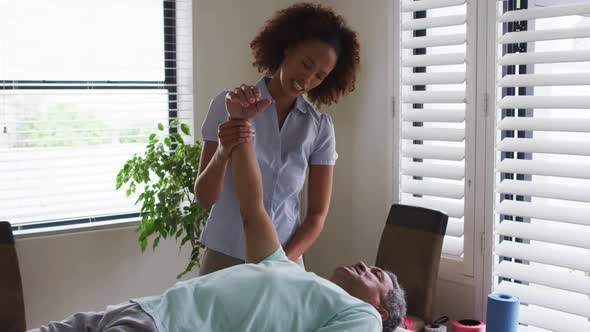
[0,221,26,331]
[376,204,448,331]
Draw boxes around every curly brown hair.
[250,3,360,107]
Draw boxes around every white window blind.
[493,1,590,331]
[0,0,193,229]
[399,0,475,258]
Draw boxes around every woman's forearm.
[284,165,333,261]
[284,214,326,261]
[195,149,229,208]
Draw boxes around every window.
[0,0,193,229]
[492,0,590,330]
[395,0,590,319]
[396,0,476,273]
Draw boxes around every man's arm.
[230,141,281,263]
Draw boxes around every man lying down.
[32,101,406,332]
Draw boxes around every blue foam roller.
[486,293,519,332]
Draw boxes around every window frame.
[392,0,482,283]
[4,0,180,232]
[483,0,522,318]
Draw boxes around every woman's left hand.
[225,84,272,120]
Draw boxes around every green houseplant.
[116,120,209,278]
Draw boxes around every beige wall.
[17,0,478,328]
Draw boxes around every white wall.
[17,0,478,328]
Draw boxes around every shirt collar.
[257,76,308,114]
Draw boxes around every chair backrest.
[0,221,26,332]
[375,204,448,324]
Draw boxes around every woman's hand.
[225,84,272,120]
[216,119,255,160]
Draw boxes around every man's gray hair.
[382,270,406,332]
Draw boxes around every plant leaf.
[152,236,161,251]
[172,133,185,145]
[140,238,148,252]
[180,123,191,136]
[157,123,165,131]
[149,133,157,143]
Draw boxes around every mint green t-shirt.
[133,248,381,332]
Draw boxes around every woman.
[195,2,360,275]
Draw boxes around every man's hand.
[225,84,272,120]
[216,119,255,160]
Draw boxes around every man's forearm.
[284,214,326,261]
[230,142,264,214]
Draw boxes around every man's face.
[329,261,394,316]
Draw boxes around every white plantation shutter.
[0,0,193,228]
[493,1,590,330]
[399,0,475,258]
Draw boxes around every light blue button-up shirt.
[200,77,338,260]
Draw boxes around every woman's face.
[277,39,338,98]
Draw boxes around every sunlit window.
[0,0,193,228]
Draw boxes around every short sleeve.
[260,247,289,263]
[201,91,229,142]
[309,113,338,165]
